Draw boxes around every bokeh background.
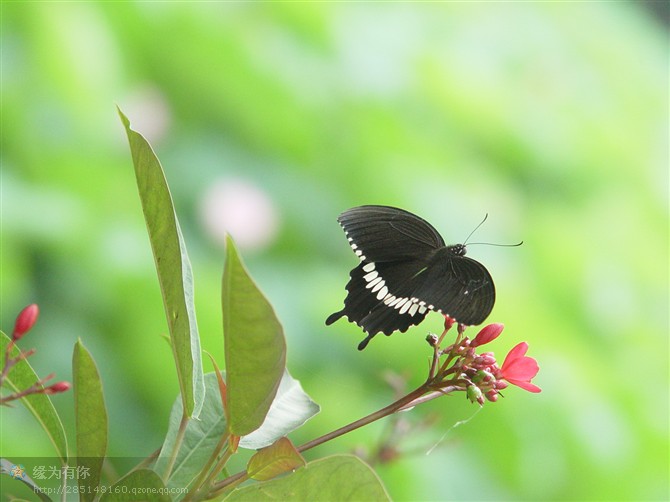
[2,2,668,501]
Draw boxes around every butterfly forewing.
[338,205,445,262]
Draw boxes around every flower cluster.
[429,319,540,406]
[1,304,71,405]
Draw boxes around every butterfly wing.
[325,259,431,349]
[412,249,495,326]
[327,206,496,349]
[337,205,445,262]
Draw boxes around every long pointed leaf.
[0,331,68,464]
[73,339,107,501]
[223,236,286,436]
[118,108,204,418]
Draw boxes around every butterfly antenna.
[463,213,488,245]
[468,240,524,247]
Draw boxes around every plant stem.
[397,386,459,411]
[162,412,189,481]
[296,382,429,453]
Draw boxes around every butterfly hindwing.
[412,249,495,326]
[326,259,431,349]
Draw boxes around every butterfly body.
[326,205,495,350]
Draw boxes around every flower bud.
[473,354,497,368]
[466,385,484,406]
[494,380,509,390]
[426,334,438,347]
[471,323,504,347]
[472,369,495,385]
[44,382,71,394]
[443,315,456,331]
[12,304,39,341]
[485,390,499,402]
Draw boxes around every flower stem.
[297,382,429,453]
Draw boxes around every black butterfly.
[326,205,496,350]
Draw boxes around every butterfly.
[326,205,496,350]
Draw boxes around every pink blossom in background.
[199,178,280,251]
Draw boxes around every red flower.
[471,323,504,347]
[12,304,39,341]
[500,342,541,393]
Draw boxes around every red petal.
[507,379,542,393]
[501,342,528,370]
[503,357,539,380]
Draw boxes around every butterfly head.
[447,243,467,257]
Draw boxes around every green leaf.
[155,373,228,492]
[118,108,204,419]
[224,455,391,502]
[223,236,286,436]
[100,469,170,502]
[0,458,51,501]
[73,339,107,502]
[247,437,305,481]
[0,331,68,464]
[239,369,320,450]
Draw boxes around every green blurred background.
[2,2,668,501]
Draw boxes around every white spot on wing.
[372,280,385,293]
[408,303,419,316]
[366,277,383,289]
[363,262,376,272]
[394,298,408,310]
[363,271,379,282]
[418,305,427,314]
[376,285,388,300]
[399,301,412,315]
[384,295,397,305]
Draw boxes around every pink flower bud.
[474,354,497,368]
[12,304,39,341]
[485,390,499,402]
[44,381,71,394]
[471,323,504,347]
[494,380,509,390]
[443,315,456,331]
